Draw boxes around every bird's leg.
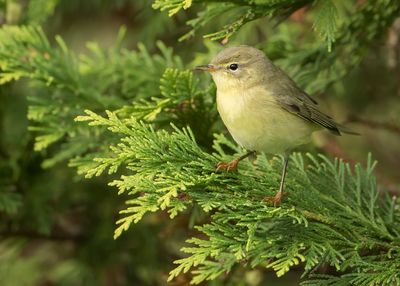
[216,151,256,172]
[264,154,289,206]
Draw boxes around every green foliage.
[76,110,400,285]
[154,0,400,94]
[0,190,22,215]
[260,0,400,95]
[312,0,338,52]
[0,187,22,215]
[27,0,59,24]
[74,110,216,237]
[0,25,184,167]
[1,0,400,285]
[0,240,44,286]
[0,0,59,24]
[0,152,22,215]
[154,0,339,43]
[153,0,193,16]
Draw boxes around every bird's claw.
[216,159,239,172]
[264,190,287,207]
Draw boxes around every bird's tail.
[337,123,360,135]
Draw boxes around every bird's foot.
[264,190,287,207]
[216,159,240,172]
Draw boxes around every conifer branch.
[0,26,184,167]
[76,110,400,285]
[153,0,400,94]
[0,2,399,284]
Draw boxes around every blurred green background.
[0,0,399,285]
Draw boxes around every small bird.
[195,45,357,206]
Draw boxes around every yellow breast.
[216,88,314,154]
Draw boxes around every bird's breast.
[216,89,313,154]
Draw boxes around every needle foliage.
[74,110,400,285]
[0,0,399,285]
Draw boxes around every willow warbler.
[195,45,357,206]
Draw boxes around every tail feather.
[336,123,360,136]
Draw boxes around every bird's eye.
[228,63,239,71]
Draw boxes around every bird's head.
[194,45,272,91]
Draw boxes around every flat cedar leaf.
[152,0,193,16]
[78,109,400,285]
[312,0,338,51]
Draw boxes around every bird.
[194,45,357,206]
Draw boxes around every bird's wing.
[260,65,358,135]
[274,86,342,135]
[294,88,318,105]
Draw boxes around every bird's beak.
[193,64,217,72]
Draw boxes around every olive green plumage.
[205,45,357,155]
[195,45,357,205]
